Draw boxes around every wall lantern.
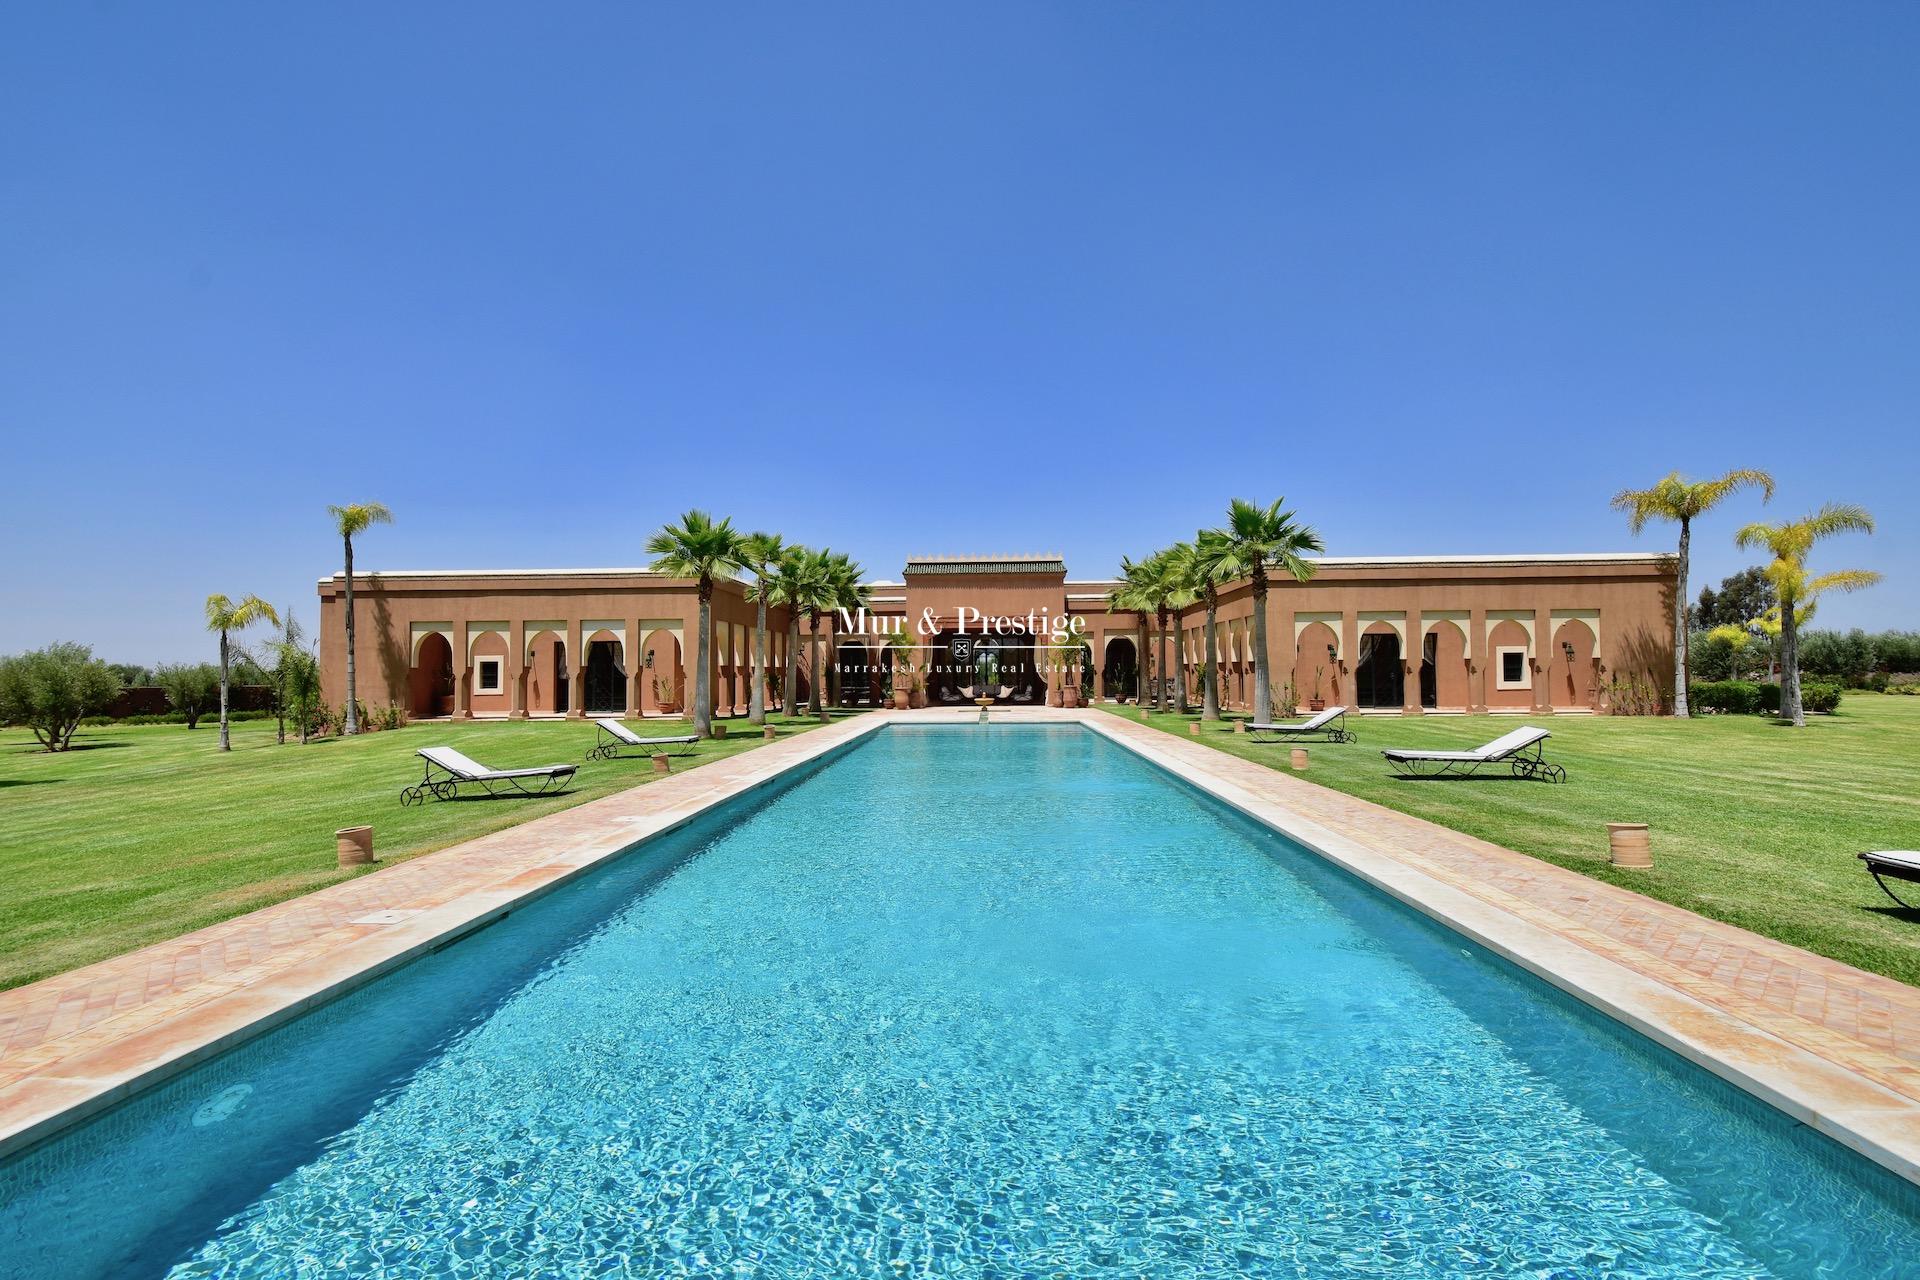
[644,649,655,669]
[1562,641,1576,663]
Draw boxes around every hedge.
[1688,681,1842,716]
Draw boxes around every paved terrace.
[4,706,1920,1185]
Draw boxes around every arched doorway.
[1292,622,1341,710]
[1420,621,1469,711]
[582,635,626,716]
[1355,626,1403,710]
[836,641,873,706]
[409,633,454,718]
[1552,620,1598,710]
[639,630,682,715]
[526,633,567,715]
[1103,637,1138,702]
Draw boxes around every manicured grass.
[0,713,835,990]
[1103,696,1920,986]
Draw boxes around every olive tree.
[155,662,221,729]
[0,642,120,752]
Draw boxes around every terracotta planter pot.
[1608,822,1652,868]
[651,753,672,774]
[894,690,910,709]
[1309,698,1325,712]
[335,825,374,868]
[1290,747,1309,770]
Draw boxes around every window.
[1496,647,1529,690]
[476,657,503,695]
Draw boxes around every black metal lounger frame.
[586,722,698,761]
[1861,854,1920,910]
[400,757,576,805]
[1384,736,1566,783]
[1248,712,1355,745]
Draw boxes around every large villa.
[318,550,1676,719]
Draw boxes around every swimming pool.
[3,724,1915,1276]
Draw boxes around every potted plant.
[1276,678,1298,720]
[1308,666,1325,713]
[653,672,680,715]
[886,629,918,709]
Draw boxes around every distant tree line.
[1685,567,1914,686]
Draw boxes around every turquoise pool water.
[3,725,1916,1277]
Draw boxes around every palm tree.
[205,593,279,751]
[1179,532,1237,720]
[646,510,745,737]
[1735,504,1879,726]
[738,532,788,726]
[822,551,870,708]
[1105,555,1158,705]
[1141,546,1194,714]
[785,547,839,716]
[327,502,394,735]
[1209,497,1324,721]
[263,608,308,745]
[765,545,815,716]
[1610,470,1773,717]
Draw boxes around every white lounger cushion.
[593,718,698,747]
[1384,726,1548,763]
[1863,851,1920,872]
[1248,706,1347,733]
[419,746,573,780]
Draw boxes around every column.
[508,619,528,719]
[452,621,473,720]
[1092,625,1107,701]
[1402,610,1424,716]
[1340,611,1359,708]
[1532,603,1552,714]
[1468,607,1488,713]
[565,618,585,719]
[626,616,645,719]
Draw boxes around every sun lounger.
[586,718,699,761]
[1381,725,1564,782]
[1860,851,1920,909]
[1247,706,1354,743]
[401,746,578,805]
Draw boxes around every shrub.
[1687,681,1763,715]
[1801,682,1844,715]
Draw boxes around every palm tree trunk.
[342,535,360,735]
[275,669,287,746]
[809,616,824,715]
[1250,571,1270,723]
[1781,591,1804,727]
[218,630,232,752]
[694,582,713,737]
[749,588,768,725]
[785,614,801,716]
[1673,518,1691,718]
[1202,595,1221,720]
[1156,607,1171,714]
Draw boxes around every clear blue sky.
[2,4,1914,662]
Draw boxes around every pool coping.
[6,707,1920,1191]
[0,713,892,1161]
[1074,711,1920,1187]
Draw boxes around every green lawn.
[1103,695,1920,986]
[0,713,834,990]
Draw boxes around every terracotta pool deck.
[5,706,1920,1186]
